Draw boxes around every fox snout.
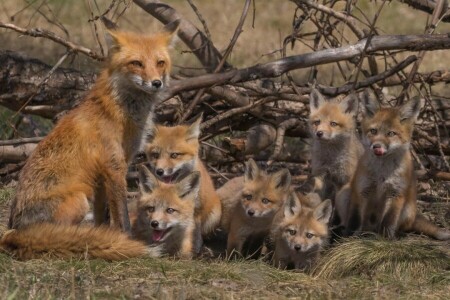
[129,74,165,93]
[371,143,387,156]
[294,244,302,252]
[154,167,178,183]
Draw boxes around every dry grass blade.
[313,236,450,280]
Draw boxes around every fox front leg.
[179,224,195,259]
[379,197,404,239]
[226,226,246,259]
[101,168,131,233]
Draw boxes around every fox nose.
[372,143,382,149]
[152,80,162,88]
[247,209,255,216]
[294,244,301,251]
[316,131,323,138]
[156,169,164,176]
[151,221,159,228]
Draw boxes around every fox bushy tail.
[412,214,450,241]
[0,223,160,260]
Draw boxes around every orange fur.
[144,117,221,236]
[8,23,179,232]
[218,159,291,257]
[0,223,160,260]
[132,165,200,259]
[271,192,331,270]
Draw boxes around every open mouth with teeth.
[159,171,180,184]
[152,228,172,242]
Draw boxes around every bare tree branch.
[0,22,104,61]
[399,0,450,22]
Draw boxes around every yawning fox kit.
[1,22,449,271]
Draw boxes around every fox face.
[240,159,291,218]
[136,165,200,243]
[309,89,358,141]
[145,116,201,183]
[361,94,422,157]
[278,193,332,254]
[106,20,179,94]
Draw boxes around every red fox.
[308,89,364,203]
[309,89,368,227]
[270,192,332,270]
[344,96,450,240]
[8,22,179,232]
[218,159,291,257]
[132,165,200,258]
[3,22,179,260]
[144,116,221,236]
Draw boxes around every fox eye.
[313,120,320,126]
[330,121,338,127]
[146,206,155,212]
[261,198,271,204]
[151,152,160,159]
[170,153,179,159]
[387,131,396,137]
[288,229,296,236]
[157,60,165,68]
[129,60,144,68]
[243,194,252,200]
[369,128,378,135]
[166,208,175,214]
[306,232,314,239]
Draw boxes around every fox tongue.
[152,230,165,242]
[373,148,385,156]
[162,175,174,183]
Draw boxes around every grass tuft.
[0,188,14,206]
[313,236,450,281]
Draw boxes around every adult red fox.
[2,22,180,260]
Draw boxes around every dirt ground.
[0,185,449,299]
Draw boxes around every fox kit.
[271,192,332,270]
[308,89,364,203]
[218,159,291,257]
[8,21,179,233]
[345,96,450,240]
[144,116,221,236]
[132,165,201,258]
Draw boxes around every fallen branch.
[0,22,103,61]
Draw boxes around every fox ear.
[146,125,159,144]
[339,93,358,115]
[161,19,180,47]
[244,158,260,181]
[105,29,124,53]
[305,192,322,207]
[176,171,200,200]
[313,199,333,224]
[138,164,159,194]
[399,96,422,122]
[361,89,380,117]
[186,113,202,141]
[284,192,301,218]
[309,89,327,113]
[271,169,291,191]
